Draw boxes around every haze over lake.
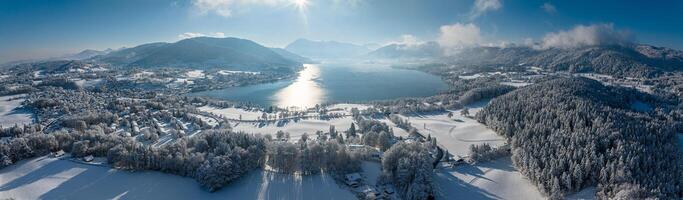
[191,63,448,108]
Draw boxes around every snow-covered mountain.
[449,45,683,77]
[370,42,683,77]
[64,49,113,60]
[367,41,442,59]
[285,39,370,59]
[94,37,302,72]
[269,48,314,64]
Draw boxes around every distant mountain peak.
[368,41,442,59]
[285,38,370,59]
[94,37,302,72]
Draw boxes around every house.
[363,187,380,199]
[50,150,65,158]
[449,156,468,168]
[383,187,395,195]
[131,121,140,134]
[370,151,383,160]
[344,173,362,187]
[82,155,95,162]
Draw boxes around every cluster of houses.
[344,172,396,200]
[49,150,95,163]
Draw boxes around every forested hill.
[376,44,683,78]
[476,77,682,199]
[93,37,302,72]
[452,45,683,78]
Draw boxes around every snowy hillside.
[0,156,356,200]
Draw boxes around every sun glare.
[293,0,309,10]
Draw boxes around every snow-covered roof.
[83,155,94,162]
[345,173,362,181]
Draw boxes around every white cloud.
[192,0,291,17]
[437,23,483,50]
[541,2,556,14]
[523,38,535,46]
[193,0,233,17]
[384,34,428,50]
[388,34,422,46]
[178,32,226,39]
[470,0,502,20]
[538,24,634,49]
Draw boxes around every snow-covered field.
[434,157,544,200]
[397,100,550,199]
[0,94,34,128]
[376,118,410,138]
[0,156,356,200]
[198,106,263,121]
[459,74,484,80]
[565,187,597,200]
[500,81,532,87]
[188,113,220,127]
[200,104,370,140]
[185,70,205,79]
[232,117,355,140]
[218,70,260,75]
[132,71,154,79]
[398,101,505,157]
[327,103,370,115]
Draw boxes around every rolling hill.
[367,41,442,59]
[370,42,683,78]
[94,37,302,72]
[450,45,683,77]
[477,77,682,198]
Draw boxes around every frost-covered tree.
[345,123,356,138]
[382,142,434,200]
[460,107,469,117]
[477,77,683,199]
[196,155,241,192]
[467,143,509,163]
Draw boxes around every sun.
[292,0,309,10]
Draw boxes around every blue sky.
[1,0,682,62]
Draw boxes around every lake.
[190,62,448,108]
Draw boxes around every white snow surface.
[327,104,370,114]
[565,186,597,200]
[232,117,355,140]
[398,102,505,157]
[0,156,356,200]
[402,99,544,199]
[0,94,34,128]
[500,81,532,87]
[459,74,483,80]
[376,118,410,138]
[199,106,263,121]
[435,157,544,200]
[185,70,205,79]
[218,70,260,75]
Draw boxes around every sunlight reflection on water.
[273,64,325,109]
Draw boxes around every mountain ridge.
[93,37,302,72]
[285,38,370,59]
[369,42,683,77]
